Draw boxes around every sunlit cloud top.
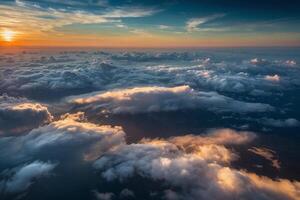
[0,0,300,47]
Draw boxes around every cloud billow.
[0,161,57,193]
[0,112,125,166]
[0,49,299,199]
[1,51,298,102]
[0,94,53,136]
[69,85,274,114]
[94,129,300,200]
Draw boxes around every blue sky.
[0,0,300,47]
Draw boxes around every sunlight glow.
[2,29,16,42]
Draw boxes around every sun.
[2,29,16,42]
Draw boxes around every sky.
[0,0,300,47]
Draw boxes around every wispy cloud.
[158,25,170,29]
[130,29,153,37]
[0,3,108,33]
[102,7,161,18]
[0,1,160,35]
[33,0,109,7]
[116,24,128,28]
[186,14,225,32]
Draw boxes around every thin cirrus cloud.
[102,6,161,18]
[0,0,160,34]
[186,14,225,32]
[27,0,109,7]
[0,3,109,33]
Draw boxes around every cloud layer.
[0,95,53,135]
[94,129,300,200]
[1,50,298,103]
[0,49,299,199]
[0,112,125,164]
[0,161,56,193]
[69,85,273,114]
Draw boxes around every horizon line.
[1,45,300,49]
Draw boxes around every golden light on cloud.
[2,29,16,42]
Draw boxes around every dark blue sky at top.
[3,0,300,20]
[1,0,300,45]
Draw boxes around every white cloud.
[0,112,125,163]
[0,2,159,34]
[0,4,110,33]
[186,14,225,32]
[0,94,53,135]
[0,161,57,193]
[1,51,295,101]
[130,28,153,37]
[32,0,109,7]
[116,24,128,28]
[102,7,161,18]
[0,59,126,99]
[250,58,270,66]
[285,60,297,67]
[15,0,26,7]
[69,85,273,114]
[24,112,124,152]
[265,74,280,82]
[94,129,300,200]
[158,25,170,29]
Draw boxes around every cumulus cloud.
[0,161,57,193]
[23,112,124,152]
[143,60,289,95]
[250,58,270,66]
[69,85,273,114]
[0,48,299,200]
[285,60,297,67]
[1,51,297,102]
[0,112,125,163]
[110,51,194,62]
[94,129,300,200]
[265,74,280,82]
[0,59,126,100]
[0,94,53,135]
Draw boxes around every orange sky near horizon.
[1,32,300,48]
